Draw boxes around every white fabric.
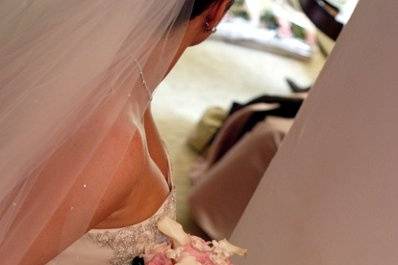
[48,186,176,265]
[0,1,193,263]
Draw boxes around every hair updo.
[190,0,220,19]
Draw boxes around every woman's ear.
[186,0,232,46]
[204,0,232,31]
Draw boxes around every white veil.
[0,0,194,263]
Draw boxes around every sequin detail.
[88,189,176,265]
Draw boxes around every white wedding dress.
[49,173,175,265]
[48,187,175,265]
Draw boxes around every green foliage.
[291,23,306,40]
[230,0,250,20]
[260,10,279,30]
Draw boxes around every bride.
[0,0,233,264]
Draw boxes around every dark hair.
[190,0,219,19]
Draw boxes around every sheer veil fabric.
[0,0,194,263]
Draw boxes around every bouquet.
[132,217,247,265]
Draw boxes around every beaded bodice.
[87,188,176,265]
[48,187,176,265]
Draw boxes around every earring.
[205,21,217,33]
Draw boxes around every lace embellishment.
[88,190,176,265]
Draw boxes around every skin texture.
[15,1,232,265]
[167,0,232,75]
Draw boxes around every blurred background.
[151,0,358,234]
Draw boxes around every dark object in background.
[229,95,303,138]
[131,256,145,265]
[286,78,311,93]
[188,94,304,158]
[208,95,303,162]
[299,0,344,40]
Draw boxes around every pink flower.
[147,253,173,265]
[183,244,214,265]
[149,218,247,265]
